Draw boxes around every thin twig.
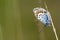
[51,17,58,40]
[44,2,58,40]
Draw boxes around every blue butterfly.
[33,7,51,26]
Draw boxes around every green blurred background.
[0,0,60,40]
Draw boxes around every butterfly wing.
[38,13,50,26]
[33,7,51,26]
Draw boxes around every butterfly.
[33,7,51,27]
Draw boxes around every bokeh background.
[0,0,60,40]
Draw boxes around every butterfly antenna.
[38,0,42,7]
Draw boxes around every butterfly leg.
[34,19,42,32]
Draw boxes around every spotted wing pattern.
[33,7,51,26]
